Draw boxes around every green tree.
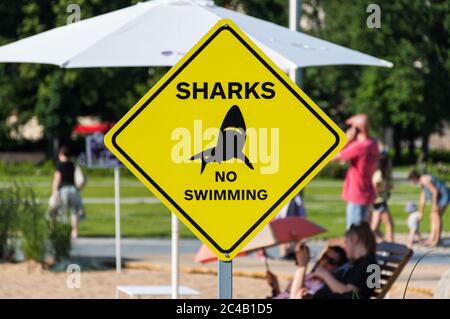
[1,0,448,164]
[0,0,155,156]
[302,0,450,162]
[216,0,288,27]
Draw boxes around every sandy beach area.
[0,254,448,299]
[0,260,273,299]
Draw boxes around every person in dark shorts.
[370,152,394,242]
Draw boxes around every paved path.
[2,180,346,188]
[72,237,450,265]
[38,193,421,205]
[36,197,161,205]
[72,237,202,258]
[71,237,326,266]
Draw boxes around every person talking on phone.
[332,114,380,229]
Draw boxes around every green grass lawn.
[2,171,448,239]
[79,203,194,238]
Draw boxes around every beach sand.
[0,258,447,299]
[0,260,272,299]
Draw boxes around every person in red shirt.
[332,114,380,229]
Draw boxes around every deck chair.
[321,238,413,299]
[373,242,412,299]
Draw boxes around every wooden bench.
[373,242,412,299]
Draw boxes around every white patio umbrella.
[0,0,392,70]
[0,0,392,299]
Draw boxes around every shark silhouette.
[190,105,254,174]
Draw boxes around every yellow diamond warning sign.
[104,19,346,260]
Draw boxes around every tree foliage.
[0,0,448,161]
[301,0,450,160]
[0,0,157,153]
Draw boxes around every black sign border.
[112,23,341,256]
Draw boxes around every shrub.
[48,221,71,261]
[0,185,20,260]
[0,160,54,177]
[317,162,348,179]
[389,148,450,166]
[17,186,47,263]
[0,183,49,263]
[0,159,131,178]
[429,149,450,163]
[427,163,450,182]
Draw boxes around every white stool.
[115,285,200,299]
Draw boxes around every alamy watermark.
[67,4,81,25]
[366,4,381,29]
[66,264,81,289]
[171,121,280,174]
[366,263,381,289]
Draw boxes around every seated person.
[291,222,378,299]
[266,245,347,299]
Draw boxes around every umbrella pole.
[218,260,232,299]
[289,0,303,87]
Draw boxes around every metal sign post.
[114,166,121,273]
[171,213,179,299]
[218,260,232,299]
